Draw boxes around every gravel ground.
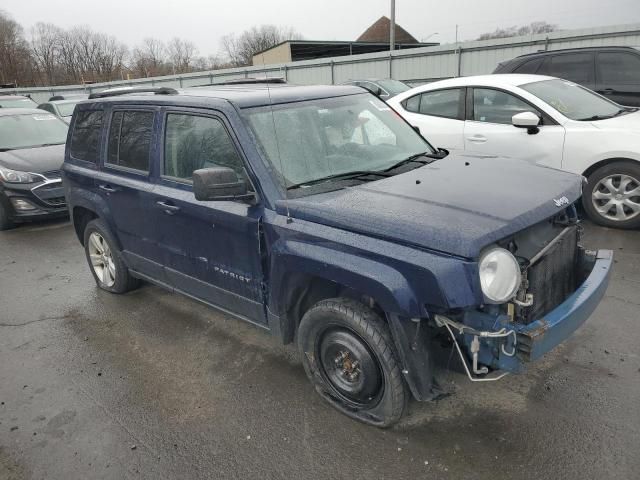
[0,219,639,480]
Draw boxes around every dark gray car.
[494,46,640,107]
[0,108,69,229]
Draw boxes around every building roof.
[357,16,418,44]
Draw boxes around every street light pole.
[390,0,396,52]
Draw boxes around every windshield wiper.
[287,170,393,190]
[383,150,446,172]
[579,108,629,121]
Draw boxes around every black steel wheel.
[297,298,407,427]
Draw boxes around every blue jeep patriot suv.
[63,84,612,427]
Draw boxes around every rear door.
[595,51,640,107]
[463,87,565,168]
[399,88,466,151]
[97,107,165,280]
[147,108,265,324]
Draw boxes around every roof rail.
[516,45,637,59]
[218,77,286,85]
[88,87,179,99]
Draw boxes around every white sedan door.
[464,87,565,168]
[396,88,466,152]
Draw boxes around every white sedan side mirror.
[512,111,541,134]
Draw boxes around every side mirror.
[193,167,253,201]
[361,84,383,98]
[512,111,541,134]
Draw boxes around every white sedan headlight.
[479,247,521,303]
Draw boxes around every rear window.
[69,110,104,162]
[106,111,154,172]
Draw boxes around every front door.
[463,87,565,169]
[149,109,265,324]
[596,51,640,107]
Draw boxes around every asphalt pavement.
[1,219,639,480]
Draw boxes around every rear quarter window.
[70,110,104,163]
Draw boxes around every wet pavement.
[1,219,639,480]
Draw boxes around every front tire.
[83,219,139,293]
[583,161,640,229]
[297,298,407,427]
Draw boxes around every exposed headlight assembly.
[478,247,521,303]
[0,166,38,184]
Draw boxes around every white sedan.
[388,74,640,229]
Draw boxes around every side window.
[540,53,594,83]
[403,94,421,113]
[598,52,640,84]
[69,110,104,163]
[418,89,462,119]
[106,111,154,172]
[514,57,544,74]
[473,88,533,124]
[164,114,244,181]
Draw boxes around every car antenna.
[261,58,292,224]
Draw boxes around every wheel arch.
[268,242,422,345]
[582,157,640,179]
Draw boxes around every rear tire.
[83,219,140,293]
[0,202,16,231]
[297,297,408,428]
[582,161,640,229]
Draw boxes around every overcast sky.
[3,0,640,56]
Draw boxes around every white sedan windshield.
[521,79,623,121]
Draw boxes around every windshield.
[0,97,37,108]
[0,113,68,150]
[243,94,434,195]
[57,101,80,117]
[521,79,623,121]
[377,79,411,96]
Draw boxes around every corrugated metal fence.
[5,23,640,104]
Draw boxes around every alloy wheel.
[591,174,640,222]
[88,232,116,287]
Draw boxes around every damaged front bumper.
[439,249,613,377]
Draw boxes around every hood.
[278,154,582,259]
[0,144,65,174]
[591,110,640,132]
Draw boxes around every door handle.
[99,184,118,193]
[467,135,487,143]
[156,200,181,215]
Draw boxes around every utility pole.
[390,0,396,52]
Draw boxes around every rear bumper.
[462,249,613,374]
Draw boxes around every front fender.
[270,239,421,317]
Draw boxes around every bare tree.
[131,38,168,77]
[167,37,197,73]
[0,10,35,86]
[477,21,558,41]
[221,25,302,67]
[30,22,62,84]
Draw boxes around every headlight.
[478,247,521,303]
[0,166,38,184]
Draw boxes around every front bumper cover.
[461,249,613,374]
